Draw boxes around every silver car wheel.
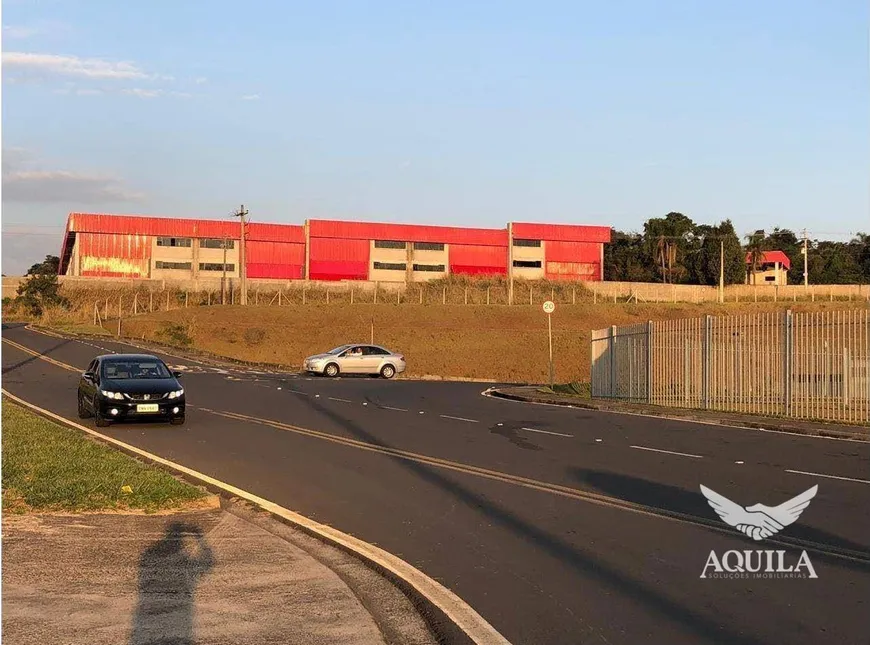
[381,364,396,379]
[325,363,339,377]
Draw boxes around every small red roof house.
[746,250,791,286]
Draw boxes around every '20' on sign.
[542,301,555,314]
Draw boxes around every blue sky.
[2,0,867,273]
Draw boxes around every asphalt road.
[3,323,869,645]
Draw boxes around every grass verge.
[2,401,207,514]
[542,382,592,398]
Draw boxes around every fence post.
[609,325,617,398]
[486,286,490,305]
[149,292,153,312]
[167,290,171,310]
[646,320,653,403]
[844,346,851,407]
[464,287,468,305]
[593,290,597,304]
[784,310,793,416]
[185,291,189,307]
[530,286,533,306]
[117,297,122,337]
[208,291,211,306]
[326,289,330,305]
[702,315,712,409]
[351,288,354,304]
[374,283,378,304]
[442,287,446,305]
[572,287,576,305]
[420,287,424,305]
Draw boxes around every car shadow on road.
[299,396,774,645]
[570,468,870,561]
[129,522,215,645]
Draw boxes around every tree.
[15,255,66,316]
[26,255,60,276]
[689,220,744,285]
[744,231,766,285]
[604,231,656,282]
[643,212,696,283]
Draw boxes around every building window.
[374,240,406,249]
[413,242,444,251]
[156,237,192,247]
[373,261,406,271]
[765,275,776,282]
[199,263,235,272]
[155,261,192,271]
[412,263,445,272]
[513,260,542,268]
[513,239,541,247]
[200,239,234,249]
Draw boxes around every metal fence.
[591,309,870,424]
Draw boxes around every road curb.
[484,387,870,442]
[1,389,510,645]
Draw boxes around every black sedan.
[77,354,186,427]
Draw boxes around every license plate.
[136,404,159,413]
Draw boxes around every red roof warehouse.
[59,213,611,283]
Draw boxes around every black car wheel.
[93,396,111,427]
[77,392,93,419]
[170,415,185,426]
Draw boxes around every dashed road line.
[629,445,703,459]
[785,469,870,485]
[381,405,409,412]
[521,427,573,438]
[328,397,352,403]
[440,414,479,423]
[2,390,511,645]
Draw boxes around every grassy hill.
[117,300,867,383]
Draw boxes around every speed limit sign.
[542,300,555,314]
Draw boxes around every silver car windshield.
[327,345,352,355]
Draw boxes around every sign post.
[543,300,555,387]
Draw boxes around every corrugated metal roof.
[511,223,611,243]
[746,250,791,270]
[66,213,304,243]
[309,219,508,246]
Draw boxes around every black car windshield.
[101,360,171,380]
[327,345,352,355]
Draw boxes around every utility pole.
[234,204,249,305]
[802,229,809,288]
[719,239,724,303]
[221,238,228,304]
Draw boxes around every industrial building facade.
[59,213,610,283]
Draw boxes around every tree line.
[604,212,870,285]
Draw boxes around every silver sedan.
[303,344,406,379]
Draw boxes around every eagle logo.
[700,484,818,541]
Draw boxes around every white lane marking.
[418,411,425,415]
[735,461,744,465]
[595,438,603,443]
[521,427,573,438]
[785,469,870,485]
[2,389,510,645]
[479,387,870,444]
[629,445,704,459]
[328,397,352,403]
[381,405,409,412]
[440,415,479,423]
[362,402,368,406]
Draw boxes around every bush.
[243,327,266,346]
[156,322,194,347]
[14,271,68,316]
